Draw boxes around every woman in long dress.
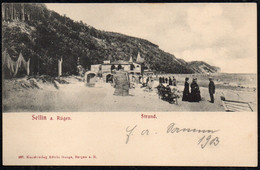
[189,78,201,102]
[182,77,190,101]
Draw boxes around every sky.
[46,3,257,73]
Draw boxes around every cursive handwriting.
[167,122,219,134]
[125,125,137,144]
[125,122,220,147]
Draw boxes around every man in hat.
[208,77,215,103]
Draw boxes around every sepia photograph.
[2,2,258,166]
[2,3,257,112]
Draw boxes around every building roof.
[136,52,145,63]
[129,56,133,63]
[111,60,130,65]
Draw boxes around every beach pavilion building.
[91,55,142,80]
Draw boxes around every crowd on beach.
[156,76,216,104]
[159,76,177,86]
[104,69,216,104]
[126,74,215,104]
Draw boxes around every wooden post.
[37,55,40,75]
[13,4,16,20]
[5,7,8,21]
[27,13,30,21]
[6,7,9,21]
[58,57,62,77]
[10,3,13,21]
[21,4,25,21]
[26,58,30,76]
[2,4,5,21]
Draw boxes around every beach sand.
[2,75,257,112]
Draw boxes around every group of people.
[129,75,146,85]
[141,76,154,91]
[159,76,177,86]
[128,74,155,91]
[156,83,179,104]
[111,72,216,103]
[182,77,215,103]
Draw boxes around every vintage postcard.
[2,3,257,166]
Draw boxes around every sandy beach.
[3,75,257,112]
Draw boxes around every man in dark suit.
[208,77,215,103]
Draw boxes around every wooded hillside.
[2,3,219,78]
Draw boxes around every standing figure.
[169,77,173,86]
[189,78,201,102]
[142,76,146,85]
[165,85,172,102]
[146,76,149,85]
[172,76,177,86]
[182,77,190,101]
[117,64,122,70]
[165,77,168,84]
[208,77,215,103]
[162,77,165,83]
[132,75,136,83]
[147,77,154,92]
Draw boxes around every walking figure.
[208,77,215,103]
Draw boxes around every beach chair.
[157,86,178,105]
[84,71,96,87]
[220,96,253,112]
[156,85,164,99]
[168,90,179,105]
